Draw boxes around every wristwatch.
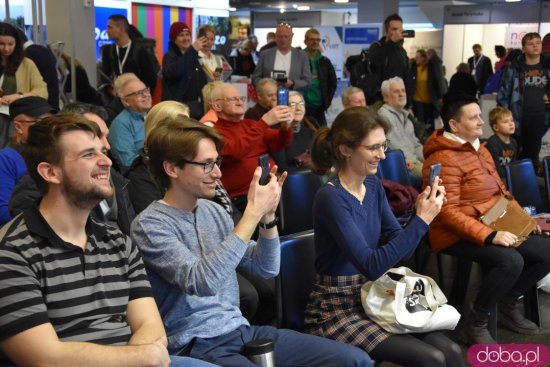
[259,217,278,229]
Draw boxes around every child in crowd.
[486,106,518,181]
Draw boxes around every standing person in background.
[498,32,550,167]
[197,25,225,82]
[17,29,59,109]
[494,45,508,72]
[468,44,493,95]
[161,22,208,120]
[252,22,311,92]
[229,39,256,77]
[448,63,478,98]
[102,14,158,93]
[411,49,445,133]
[259,32,276,53]
[303,28,337,127]
[368,14,412,107]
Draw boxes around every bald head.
[211,84,246,122]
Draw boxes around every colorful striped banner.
[131,3,193,62]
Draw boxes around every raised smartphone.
[277,87,289,106]
[198,27,207,39]
[258,154,270,185]
[428,163,441,192]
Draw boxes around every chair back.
[543,156,550,210]
[278,170,325,235]
[276,230,316,331]
[505,159,543,213]
[379,149,412,186]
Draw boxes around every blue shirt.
[108,108,145,171]
[131,200,280,352]
[313,175,428,280]
[0,147,26,225]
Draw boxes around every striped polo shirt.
[0,205,153,361]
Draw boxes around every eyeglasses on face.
[306,38,321,42]
[289,101,305,107]
[124,87,150,98]
[215,96,246,104]
[360,140,390,153]
[277,22,292,29]
[179,157,222,173]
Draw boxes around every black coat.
[313,55,337,111]
[24,44,60,109]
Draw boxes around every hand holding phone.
[198,27,207,39]
[258,154,270,185]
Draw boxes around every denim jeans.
[170,355,219,366]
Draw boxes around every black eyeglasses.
[179,157,222,173]
[360,140,390,153]
[289,101,305,107]
[124,87,150,98]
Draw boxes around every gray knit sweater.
[131,199,280,352]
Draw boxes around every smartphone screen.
[277,87,289,106]
[258,154,270,185]
[198,28,207,38]
[428,163,441,189]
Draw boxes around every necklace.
[339,177,365,205]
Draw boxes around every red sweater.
[215,117,293,198]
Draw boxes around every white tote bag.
[361,266,461,334]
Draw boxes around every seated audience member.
[199,81,223,126]
[0,96,55,225]
[229,39,256,77]
[284,91,317,172]
[126,102,266,324]
[342,86,367,109]
[131,117,374,366]
[422,92,550,344]
[0,114,214,367]
[210,83,293,212]
[303,107,462,367]
[244,78,277,121]
[9,102,136,236]
[485,106,518,181]
[109,73,152,172]
[378,77,424,188]
[448,63,478,98]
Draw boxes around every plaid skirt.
[303,273,391,353]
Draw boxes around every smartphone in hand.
[198,27,207,39]
[258,154,270,185]
[428,163,441,193]
[277,87,289,106]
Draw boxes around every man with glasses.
[342,87,368,109]
[210,83,293,212]
[0,96,56,225]
[303,28,337,127]
[109,73,152,173]
[132,116,373,367]
[252,22,311,91]
[378,77,424,189]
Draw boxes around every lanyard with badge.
[116,40,132,74]
[472,55,483,78]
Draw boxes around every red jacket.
[215,117,293,198]
[422,129,515,252]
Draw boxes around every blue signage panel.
[344,27,380,45]
[95,6,128,61]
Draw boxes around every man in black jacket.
[303,28,337,126]
[101,14,158,94]
[368,13,412,107]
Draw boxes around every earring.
[345,156,351,161]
